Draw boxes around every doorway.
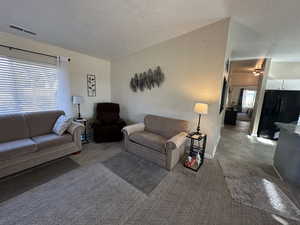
[225,59,261,129]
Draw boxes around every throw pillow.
[52,115,72,136]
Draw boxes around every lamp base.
[77,112,82,120]
[190,131,202,136]
[195,114,202,135]
[77,105,82,120]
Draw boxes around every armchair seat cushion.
[0,139,37,161]
[32,133,73,150]
[129,131,167,153]
[95,123,123,133]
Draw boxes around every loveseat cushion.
[0,113,29,143]
[144,115,189,139]
[0,139,37,161]
[24,110,65,137]
[32,133,73,150]
[129,131,167,153]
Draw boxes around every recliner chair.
[93,103,126,142]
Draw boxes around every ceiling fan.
[253,59,266,76]
[253,68,263,76]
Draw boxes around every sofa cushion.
[129,131,167,153]
[0,113,29,143]
[32,133,73,150]
[0,139,37,161]
[52,115,72,136]
[144,115,189,139]
[24,110,65,137]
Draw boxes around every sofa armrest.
[67,121,85,149]
[67,121,84,135]
[166,132,187,150]
[165,132,188,170]
[122,123,145,136]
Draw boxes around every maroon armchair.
[93,103,126,142]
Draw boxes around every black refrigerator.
[258,90,300,139]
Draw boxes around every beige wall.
[0,32,111,118]
[111,19,230,158]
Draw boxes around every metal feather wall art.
[130,66,165,92]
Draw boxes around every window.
[0,55,58,114]
[242,90,257,108]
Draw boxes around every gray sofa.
[0,110,84,179]
[122,115,189,170]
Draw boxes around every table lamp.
[194,103,208,134]
[72,96,83,119]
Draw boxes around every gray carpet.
[219,158,300,222]
[0,158,80,203]
[226,176,300,222]
[0,162,146,225]
[103,151,168,195]
[1,137,300,225]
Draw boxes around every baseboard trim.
[273,164,284,181]
[204,153,213,159]
[205,135,221,159]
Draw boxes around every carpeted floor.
[225,176,300,221]
[0,127,300,225]
[0,161,146,225]
[217,121,300,224]
[103,151,168,195]
[219,157,300,221]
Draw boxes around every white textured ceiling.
[1,0,300,60]
[227,0,300,61]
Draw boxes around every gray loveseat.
[122,115,189,170]
[0,110,84,179]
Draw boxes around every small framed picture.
[87,74,96,97]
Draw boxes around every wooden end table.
[74,118,89,144]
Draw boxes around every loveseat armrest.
[122,123,145,136]
[165,132,188,170]
[67,121,85,149]
[166,132,187,150]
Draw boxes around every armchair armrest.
[122,123,145,136]
[166,132,188,150]
[67,121,85,149]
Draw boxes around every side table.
[74,118,89,144]
[184,132,207,172]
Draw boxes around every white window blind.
[0,55,58,114]
[242,90,257,109]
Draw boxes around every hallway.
[218,121,276,171]
[217,121,300,223]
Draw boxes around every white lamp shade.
[72,96,83,104]
[194,103,208,114]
